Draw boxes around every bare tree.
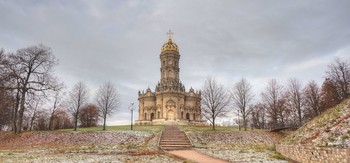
[280,92,303,127]
[250,103,266,129]
[201,77,230,130]
[68,82,88,131]
[96,81,119,130]
[261,79,284,129]
[26,95,43,131]
[79,104,99,127]
[326,58,350,100]
[1,45,58,134]
[51,109,72,129]
[34,109,49,130]
[286,78,303,126]
[320,78,340,112]
[231,78,254,131]
[303,80,321,119]
[0,88,13,130]
[48,85,65,130]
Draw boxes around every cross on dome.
[166,30,174,39]
[162,30,178,52]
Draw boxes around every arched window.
[168,70,173,78]
[186,113,190,120]
[151,113,154,120]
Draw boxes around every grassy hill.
[281,98,350,148]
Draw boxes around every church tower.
[136,31,202,125]
[160,33,180,83]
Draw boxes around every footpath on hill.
[160,125,229,163]
[169,150,229,163]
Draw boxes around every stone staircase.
[159,125,193,150]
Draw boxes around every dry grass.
[179,125,266,132]
[0,125,179,162]
[182,125,287,162]
[56,125,164,132]
[281,98,350,147]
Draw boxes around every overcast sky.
[1,0,350,125]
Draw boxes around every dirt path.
[169,150,229,163]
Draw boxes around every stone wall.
[276,144,350,163]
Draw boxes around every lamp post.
[129,102,135,130]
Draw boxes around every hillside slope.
[281,98,350,148]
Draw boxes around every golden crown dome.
[161,30,179,52]
[161,37,179,52]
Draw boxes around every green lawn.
[55,125,164,132]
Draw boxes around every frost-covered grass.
[179,125,267,132]
[187,130,283,148]
[56,125,164,132]
[182,125,287,162]
[0,125,173,162]
[0,151,182,163]
[281,98,350,147]
[0,130,160,151]
[195,148,287,163]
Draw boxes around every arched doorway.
[168,110,174,120]
[186,113,190,120]
[151,113,154,121]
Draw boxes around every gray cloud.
[1,0,350,125]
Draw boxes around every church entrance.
[167,110,175,120]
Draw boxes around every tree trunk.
[103,115,106,130]
[243,115,247,131]
[12,89,20,134]
[12,101,18,134]
[298,108,302,127]
[48,115,54,130]
[74,113,78,131]
[29,112,35,131]
[212,117,215,130]
[16,90,26,134]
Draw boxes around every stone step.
[161,139,190,142]
[161,140,189,142]
[160,144,192,147]
[160,140,191,142]
[160,142,191,146]
[162,137,187,139]
[159,125,193,151]
[162,135,187,137]
[160,141,191,144]
[160,146,192,150]
[161,138,188,140]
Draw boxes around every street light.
[129,102,135,130]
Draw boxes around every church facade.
[136,34,203,125]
